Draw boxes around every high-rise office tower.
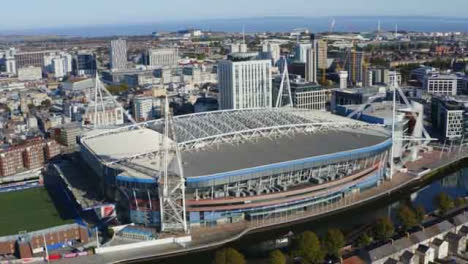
[305,47,317,83]
[218,53,272,110]
[73,52,97,76]
[294,43,312,63]
[110,39,127,71]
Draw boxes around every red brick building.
[0,138,61,177]
[0,224,89,259]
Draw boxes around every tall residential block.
[132,96,155,122]
[218,53,272,110]
[305,47,317,83]
[345,50,365,86]
[294,43,312,63]
[261,43,281,66]
[317,39,328,70]
[110,39,127,71]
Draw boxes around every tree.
[373,217,394,241]
[107,84,129,95]
[41,99,52,108]
[196,53,206,60]
[269,250,286,264]
[434,192,455,215]
[455,197,467,208]
[397,205,418,231]
[213,247,246,264]
[323,229,345,258]
[415,205,426,224]
[356,233,373,248]
[292,231,325,264]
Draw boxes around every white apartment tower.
[262,43,281,65]
[110,39,127,71]
[305,47,317,83]
[339,71,348,89]
[218,55,272,110]
[52,57,65,79]
[294,43,312,63]
[5,47,16,75]
[133,96,155,122]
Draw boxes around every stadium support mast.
[275,57,293,108]
[159,96,188,233]
[390,76,397,179]
[92,72,106,128]
[91,72,137,129]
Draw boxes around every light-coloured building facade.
[132,96,155,122]
[317,39,328,70]
[18,66,42,81]
[218,58,272,110]
[83,105,124,127]
[52,57,65,79]
[424,74,458,96]
[305,47,317,83]
[147,48,179,68]
[444,110,464,139]
[110,39,127,71]
[261,43,281,66]
[294,43,312,63]
[295,89,327,110]
[228,43,248,54]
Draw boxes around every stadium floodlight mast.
[159,96,188,233]
[275,56,293,108]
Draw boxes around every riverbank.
[58,149,468,264]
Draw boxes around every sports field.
[0,187,73,236]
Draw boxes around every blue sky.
[2,0,468,30]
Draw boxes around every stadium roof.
[82,128,169,164]
[182,131,387,177]
[81,108,389,180]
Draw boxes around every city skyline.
[2,0,468,30]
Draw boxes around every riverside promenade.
[58,148,468,264]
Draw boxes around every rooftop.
[182,130,387,177]
[81,108,388,180]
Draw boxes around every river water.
[136,164,468,264]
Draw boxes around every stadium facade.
[80,108,391,228]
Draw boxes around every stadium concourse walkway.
[58,149,468,264]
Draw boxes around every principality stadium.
[80,108,391,230]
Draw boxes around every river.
[134,163,468,264]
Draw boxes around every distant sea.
[2,16,468,37]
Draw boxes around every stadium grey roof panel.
[182,131,388,177]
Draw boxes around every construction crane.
[329,18,336,34]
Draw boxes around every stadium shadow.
[43,169,79,221]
